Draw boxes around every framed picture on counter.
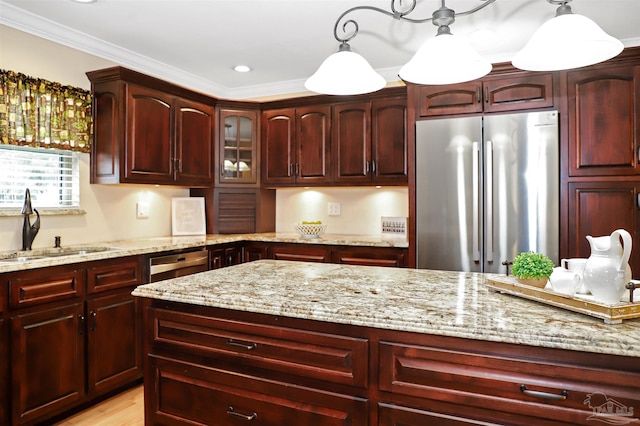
[171,197,206,236]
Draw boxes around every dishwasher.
[148,249,209,282]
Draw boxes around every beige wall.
[0,26,189,252]
[0,25,409,252]
[275,187,408,235]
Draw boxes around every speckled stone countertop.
[0,233,407,273]
[132,259,640,358]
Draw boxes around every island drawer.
[379,341,640,425]
[147,354,369,426]
[149,308,369,388]
[7,266,84,309]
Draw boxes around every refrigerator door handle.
[486,140,494,263]
[472,141,480,263]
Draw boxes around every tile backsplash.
[276,187,408,235]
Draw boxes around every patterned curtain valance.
[0,69,92,153]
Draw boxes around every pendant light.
[398,4,492,85]
[512,0,623,71]
[305,0,496,95]
[305,42,386,95]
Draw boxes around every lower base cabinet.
[11,303,85,425]
[141,300,640,426]
[3,256,144,425]
[241,242,408,267]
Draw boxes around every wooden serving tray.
[486,275,640,324]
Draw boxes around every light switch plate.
[137,201,149,219]
[328,202,341,216]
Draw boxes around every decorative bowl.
[295,223,327,239]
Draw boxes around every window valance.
[0,69,92,153]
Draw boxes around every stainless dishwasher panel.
[148,249,209,282]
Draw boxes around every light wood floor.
[53,385,144,426]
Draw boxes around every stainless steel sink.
[0,247,117,263]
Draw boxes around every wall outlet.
[328,202,341,216]
[136,201,149,219]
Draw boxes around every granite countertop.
[0,233,407,273]
[132,259,640,358]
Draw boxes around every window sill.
[0,208,87,217]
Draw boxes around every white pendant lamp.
[305,42,386,96]
[306,0,497,95]
[512,1,624,71]
[399,27,492,85]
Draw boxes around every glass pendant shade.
[305,43,386,95]
[512,13,624,71]
[399,32,492,85]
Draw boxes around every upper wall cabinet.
[217,108,259,186]
[417,73,554,117]
[566,64,640,177]
[87,67,215,187]
[333,97,408,185]
[261,106,331,186]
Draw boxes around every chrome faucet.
[21,188,40,251]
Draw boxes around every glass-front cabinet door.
[219,109,258,184]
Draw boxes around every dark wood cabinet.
[243,242,268,262]
[3,256,143,425]
[11,303,85,425]
[209,243,243,269]
[416,73,554,117]
[268,243,332,263]
[566,64,640,177]
[240,242,408,267]
[191,187,276,234]
[371,98,408,184]
[86,292,141,396]
[87,66,215,187]
[332,246,407,267]
[140,299,640,426]
[143,304,369,425]
[567,181,640,278]
[217,108,259,185]
[332,102,371,184]
[333,99,408,185]
[378,336,640,425]
[261,106,331,186]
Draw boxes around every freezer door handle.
[486,141,494,262]
[472,141,481,262]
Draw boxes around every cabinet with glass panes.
[218,109,258,185]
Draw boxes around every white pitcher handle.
[614,229,632,272]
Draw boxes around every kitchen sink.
[0,246,118,263]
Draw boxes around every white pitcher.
[583,229,632,305]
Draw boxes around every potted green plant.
[511,251,554,288]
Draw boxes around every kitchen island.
[133,260,640,425]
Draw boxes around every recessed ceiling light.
[233,65,251,73]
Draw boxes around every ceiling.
[1,0,639,100]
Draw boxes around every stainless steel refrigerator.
[416,110,559,273]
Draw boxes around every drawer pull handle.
[520,384,568,400]
[226,338,257,350]
[227,406,257,421]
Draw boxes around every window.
[0,69,91,213]
[0,145,79,209]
